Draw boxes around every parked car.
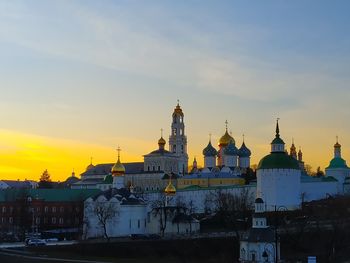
[26,239,47,246]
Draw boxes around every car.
[26,238,47,246]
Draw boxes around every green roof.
[0,189,101,202]
[326,157,349,169]
[103,174,113,184]
[271,137,285,145]
[257,152,300,170]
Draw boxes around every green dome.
[326,157,348,169]
[271,137,285,145]
[103,174,113,184]
[257,152,300,170]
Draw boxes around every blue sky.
[0,1,349,179]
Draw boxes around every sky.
[0,1,349,181]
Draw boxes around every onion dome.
[239,142,251,157]
[224,141,238,155]
[173,101,184,117]
[219,130,235,146]
[158,136,166,146]
[111,147,125,176]
[203,141,218,156]
[164,180,176,196]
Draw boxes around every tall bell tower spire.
[169,100,188,174]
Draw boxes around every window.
[173,128,177,135]
[60,207,64,213]
[138,219,140,228]
[59,218,64,224]
[52,207,56,213]
[129,219,131,229]
[173,145,176,153]
[9,217,13,224]
[36,217,40,224]
[44,206,48,213]
[158,166,160,171]
[147,166,150,171]
[36,207,40,212]
[9,207,13,213]
[52,217,56,224]
[152,166,155,171]
[147,212,151,223]
[144,219,147,228]
[2,206,6,213]
[1,217,5,223]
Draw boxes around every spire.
[117,146,121,161]
[158,128,166,149]
[225,120,228,132]
[242,134,245,143]
[334,136,341,158]
[298,146,303,162]
[276,118,280,138]
[111,146,125,176]
[209,133,212,142]
[271,118,285,152]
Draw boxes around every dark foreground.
[0,237,237,263]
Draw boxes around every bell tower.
[169,100,188,175]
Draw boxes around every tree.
[87,199,119,241]
[151,194,170,237]
[38,169,53,188]
[304,164,313,176]
[315,167,325,177]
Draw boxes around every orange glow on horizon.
[0,128,344,182]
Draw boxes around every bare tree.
[151,194,172,236]
[88,200,119,241]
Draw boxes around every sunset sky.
[0,1,349,181]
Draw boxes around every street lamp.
[274,206,287,263]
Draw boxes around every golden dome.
[164,180,176,195]
[111,158,125,176]
[158,136,166,146]
[173,102,184,116]
[219,130,235,146]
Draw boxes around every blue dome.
[224,141,238,155]
[239,142,251,157]
[203,141,217,157]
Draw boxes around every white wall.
[257,169,301,211]
[301,181,338,201]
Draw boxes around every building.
[0,180,38,189]
[74,103,190,191]
[257,120,302,211]
[239,198,278,263]
[325,137,350,194]
[0,188,100,240]
[83,161,199,239]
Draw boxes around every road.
[0,240,77,249]
[0,248,112,263]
